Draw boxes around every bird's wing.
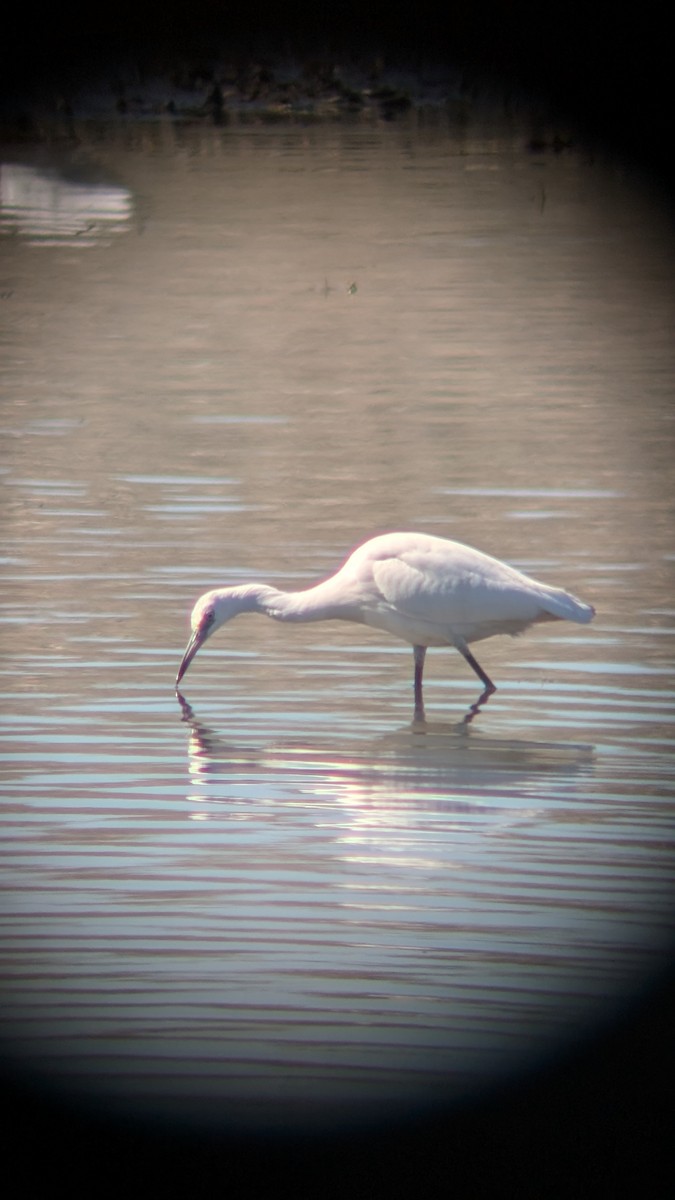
[370,545,547,637]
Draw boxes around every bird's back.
[343,532,593,646]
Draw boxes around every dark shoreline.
[2,4,674,192]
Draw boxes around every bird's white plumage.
[176,531,595,713]
[339,532,591,646]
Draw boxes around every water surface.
[1,113,674,1136]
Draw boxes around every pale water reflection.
[0,113,674,1135]
[0,162,133,246]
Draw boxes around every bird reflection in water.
[175,690,595,819]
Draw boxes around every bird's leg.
[456,642,497,696]
[462,687,495,725]
[459,647,496,725]
[413,645,426,719]
[457,644,496,693]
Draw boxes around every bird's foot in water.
[462,683,496,725]
[411,682,495,727]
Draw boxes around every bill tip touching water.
[175,531,595,718]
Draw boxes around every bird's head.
[172,588,263,691]
[175,589,235,686]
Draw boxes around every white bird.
[176,531,595,716]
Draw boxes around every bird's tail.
[538,585,595,624]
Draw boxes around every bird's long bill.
[176,628,205,686]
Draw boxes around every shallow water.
[1,113,674,1136]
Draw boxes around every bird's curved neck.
[224,583,287,616]
[224,579,351,624]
